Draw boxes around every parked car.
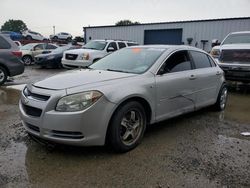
[61,39,138,68]
[50,32,72,41]
[20,43,58,65]
[22,30,47,41]
[0,31,23,40]
[0,34,24,85]
[34,44,81,68]
[211,31,250,82]
[19,45,227,152]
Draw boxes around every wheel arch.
[105,96,153,144]
[0,63,10,76]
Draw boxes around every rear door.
[189,50,222,108]
[155,50,196,121]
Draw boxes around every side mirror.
[107,47,115,52]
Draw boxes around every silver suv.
[61,39,138,68]
[0,34,24,85]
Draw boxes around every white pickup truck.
[211,31,250,82]
[61,39,138,68]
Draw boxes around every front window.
[83,41,107,50]
[222,33,250,45]
[90,47,165,74]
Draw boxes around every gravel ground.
[0,66,249,188]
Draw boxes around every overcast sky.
[1,0,250,37]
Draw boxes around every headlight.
[56,91,102,112]
[47,55,56,60]
[210,49,220,58]
[82,53,89,60]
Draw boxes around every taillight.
[12,51,22,57]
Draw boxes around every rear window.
[0,36,11,49]
[190,51,212,69]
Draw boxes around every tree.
[115,20,140,26]
[1,19,28,33]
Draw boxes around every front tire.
[108,101,146,153]
[214,84,228,111]
[22,55,32,65]
[0,66,8,85]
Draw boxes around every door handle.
[189,75,196,80]
[216,71,222,75]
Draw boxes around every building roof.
[84,17,250,29]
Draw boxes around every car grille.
[220,49,250,63]
[22,104,42,117]
[66,54,78,60]
[50,130,84,139]
[23,88,50,101]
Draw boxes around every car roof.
[230,31,250,35]
[128,45,204,52]
[93,39,137,43]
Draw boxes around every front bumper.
[19,86,116,146]
[218,63,250,82]
[34,57,60,67]
[61,58,92,68]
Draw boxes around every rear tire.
[214,83,228,111]
[53,36,58,40]
[0,66,8,86]
[108,101,146,153]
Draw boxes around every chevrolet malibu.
[19,45,227,152]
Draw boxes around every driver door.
[155,50,196,122]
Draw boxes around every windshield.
[90,47,165,74]
[20,44,36,50]
[222,33,250,45]
[83,41,107,50]
[52,45,72,53]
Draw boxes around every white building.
[84,17,250,52]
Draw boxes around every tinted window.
[118,42,126,49]
[127,43,138,46]
[46,44,57,49]
[0,36,11,49]
[159,50,191,74]
[190,51,211,69]
[107,42,118,51]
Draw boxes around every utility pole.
[53,26,55,35]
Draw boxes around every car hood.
[220,44,250,50]
[33,69,137,90]
[64,48,100,54]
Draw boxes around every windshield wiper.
[106,69,130,73]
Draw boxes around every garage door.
[144,29,183,45]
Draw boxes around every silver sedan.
[19,45,227,152]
